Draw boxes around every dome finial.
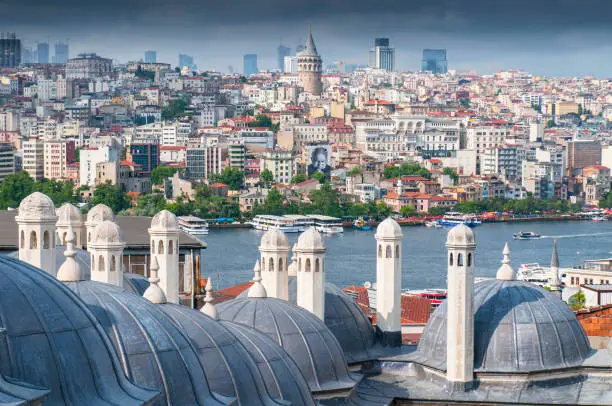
[143,257,167,304]
[57,224,86,282]
[248,260,267,298]
[200,277,218,320]
[496,242,515,280]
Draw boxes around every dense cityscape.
[0,17,610,406]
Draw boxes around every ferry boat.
[308,215,344,234]
[283,215,314,231]
[437,212,482,227]
[248,215,301,233]
[592,216,608,222]
[516,263,550,287]
[513,231,541,240]
[178,215,209,236]
[353,217,372,231]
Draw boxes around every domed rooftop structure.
[56,202,82,226]
[217,296,360,394]
[16,192,56,220]
[446,223,475,247]
[260,227,290,250]
[92,220,124,245]
[8,244,91,276]
[375,217,403,239]
[86,203,114,225]
[295,227,325,251]
[149,210,178,232]
[413,279,591,373]
[221,321,316,405]
[0,256,157,405]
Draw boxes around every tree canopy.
[209,167,245,190]
[151,166,181,185]
[91,181,130,213]
[0,172,76,210]
[383,163,431,180]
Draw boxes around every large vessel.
[516,263,550,286]
[248,215,301,233]
[437,212,481,227]
[283,214,314,231]
[308,215,344,234]
[513,231,541,240]
[178,215,209,235]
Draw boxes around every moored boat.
[308,215,344,234]
[436,212,481,227]
[353,217,372,231]
[513,231,541,240]
[178,215,210,235]
[248,215,301,233]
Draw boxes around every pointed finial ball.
[201,277,218,319]
[496,242,515,281]
[446,223,476,248]
[144,257,167,304]
[248,260,267,298]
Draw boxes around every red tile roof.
[401,295,431,324]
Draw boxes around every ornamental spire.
[200,277,218,319]
[143,257,167,304]
[57,224,86,282]
[248,260,267,298]
[496,242,515,280]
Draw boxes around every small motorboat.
[425,221,442,228]
[513,231,541,240]
[592,216,607,222]
[353,217,372,231]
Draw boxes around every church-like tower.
[298,25,322,96]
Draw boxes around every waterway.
[199,220,612,291]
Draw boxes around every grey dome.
[65,280,228,406]
[414,279,591,373]
[217,297,360,394]
[0,256,157,405]
[123,272,150,296]
[221,321,316,406]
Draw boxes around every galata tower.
[298,25,323,96]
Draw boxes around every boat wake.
[540,231,612,239]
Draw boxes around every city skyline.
[2,0,612,76]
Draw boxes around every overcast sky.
[2,0,612,76]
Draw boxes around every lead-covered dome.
[150,210,178,231]
[295,227,325,251]
[413,279,591,373]
[217,297,360,394]
[0,256,157,405]
[375,217,402,239]
[16,192,56,220]
[260,228,290,250]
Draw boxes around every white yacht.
[283,215,314,232]
[516,263,551,287]
[307,215,344,234]
[249,215,301,233]
[178,215,209,236]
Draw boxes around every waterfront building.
[421,48,448,74]
[144,50,157,63]
[0,33,20,67]
[66,53,112,79]
[243,53,258,75]
[298,26,322,96]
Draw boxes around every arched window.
[458,254,463,267]
[169,240,174,255]
[20,230,24,249]
[110,255,116,272]
[279,258,284,272]
[269,257,274,272]
[151,240,155,254]
[449,253,453,266]
[395,245,400,258]
[298,258,302,272]
[43,231,50,249]
[386,245,392,258]
[88,232,91,242]
[62,232,67,245]
[305,258,311,272]
[158,240,164,254]
[98,255,105,272]
[468,253,472,267]
[29,231,37,249]
[315,258,320,272]
[378,245,382,258]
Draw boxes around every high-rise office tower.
[277,45,291,71]
[145,50,157,63]
[243,54,258,75]
[54,42,69,64]
[0,33,21,67]
[421,49,448,74]
[178,54,194,69]
[37,42,49,64]
[370,37,395,71]
[21,46,34,64]
[297,26,322,96]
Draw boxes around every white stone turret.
[200,277,217,319]
[445,224,476,390]
[294,227,326,320]
[375,217,404,346]
[16,192,57,276]
[57,225,86,282]
[259,227,290,300]
[85,204,114,249]
[148,210,180,304]
[550,240,561,297]
[56,203,83,248]
[144,257,167,304]
[89,220,125,287]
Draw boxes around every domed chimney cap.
[56,203,82,226]
[92,220,124,245]
[446,223,476,248]
[295,227,325,251]
[86,204,114,226]
[260,227,290,250]
[17,192,56,220]
[375,217,403,239]
[150,210,179,231]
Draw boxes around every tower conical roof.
[299,25,319,57]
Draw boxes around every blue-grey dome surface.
[0,256,157,405]
[7,245,91,277]
[65,280,229,406]
[217,297,360,394]
[414,279,591,373]
[123,272,150,296]
[221,321,316,406]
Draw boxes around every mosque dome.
[295,227,325,251]
[56,203,82,226]
[375,217,403,239]
[414,279,591,373]
[16,192,56,220]
[260,227,290,250]
[217,297,360,393]
[65,281,229,406]
[85,204,114,226]
[446,223,475,247]
[92,220,124,245]
[150,210,178,231]
[0,256,157,405]
[221,321,316,405]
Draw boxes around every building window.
[43,231,50,249]
[378,245,382,258]
[169,240,174,255]
[386,245,392,258]
[449,253,453,266]
[305,258,311,272]
[158,240,164,254]
[29,231,37,249]
[315,258,320,272]
[98,255,105,272]
[458,254,463,266]
[279,258,284,272]
[395,245,400,258]
[468,253,472,267]
[269,257,274,272]
[20,230,24,249]
[151,240,155,254]
[110,255,116,272]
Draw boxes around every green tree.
[259,169,274,186]
[162,99,187,120]
[0,171,36,209]
[151,166,181,185]
[442,167,459,184]
[375,202,392,218]
[428,206,445,216]
[347,167,361,176]
[400,204,417,217]
[91,181,130,213]
[568,290,585,310]
[258,188,286,215]
[249,114,272,128]
[37,178,76,205]
[383,163,431,180]
[546,120,555,128]
[311,171,327,184]
[308,183,343,217]
[291,173,307,184]
[130,193,168,216]
[459,98,471,108]
[239,76,247,83]
[209,167,245,190]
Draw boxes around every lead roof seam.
[335,288,373,359]
[540,294,566,369]
[475,280,504,370]
[518,283,545,369]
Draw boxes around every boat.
[307,215,344,234]
[425,221,442,228]
[516,263,551,287]
[406,289,447,308]
[283,215,314,231]
[513,231,541,240]
[592,216,607,222]
[248,215,301,233]
[436,212,482,227]
[178,215,209,236]
[353,217,372,231]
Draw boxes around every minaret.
[375,217,403,347]
[16,192,57,276]
[89,220,125,287]
[144,257,167,304]
[259,228,290,300]
[294,227,326,320]
[297,25,322,96]
[549,240,561,297]
[85,204,114,250]
[56,225,86,282]
[56,203,84,248]
[445,224,476,390]
[200,277,217,319]
[148,210,180,304]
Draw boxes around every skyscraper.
[178,54,194,69]
[54,42,69,64]
[421,49,448,74]
[145,50,157,63]
[297,26,322,96]
[277,45,291,71]
[0,33,21,67]
[243,54,258,75]
[37,42,49,64]
[370,37,395,71]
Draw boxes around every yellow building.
[546,102,580,116]
[330,102,345,120]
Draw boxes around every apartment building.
[22,138,44,181]
[260,149,296,184]
[43,140,75,180]
[0,143,15,182]
[79,145,120,187]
